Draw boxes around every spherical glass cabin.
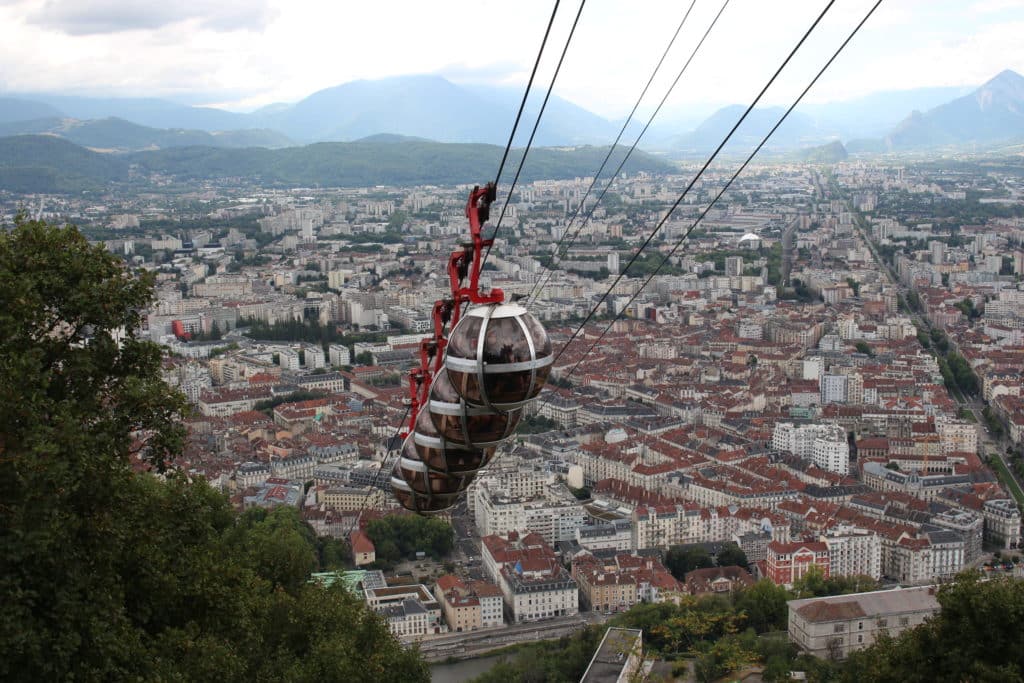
[444,302,553,410]
[408,402,496,476]
[390,469,459,514]
[428,369,522,448]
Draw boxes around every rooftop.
[789,586,940,624]
[581,627,643,683]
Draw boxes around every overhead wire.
[495,0,562,187]
[482,0,588,272]
[369,3,564,520]
[527,0,730,304]
[552,0,885,393]
[524,0,699,301]
[548,0,839,372]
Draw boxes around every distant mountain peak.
[977,69,1024,106]
[885,68,1024,150]
[990,68,1024,84]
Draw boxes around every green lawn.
[989,456,1024,507]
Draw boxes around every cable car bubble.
[444,302,553,410]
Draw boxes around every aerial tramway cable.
[495,0,562,187]
[357,3,570,520]
[548,0,885,395]
[482,0,588,271]
[527,0,729,305]
[548,0,840,371]
[372,0,880,516]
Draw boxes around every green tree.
[229,506,319,594]
[716,544,749,570]
[0,217,429,682]
[365,515,454,568]
[854,341,874,357]
[665,545,714,579]
[468,626,605,682]
[791,565,829,598]
[387,210,408,231]
[734,580,790,633]
[694,636,755,683]
[840,574,1024,682]
[318,537,352,570]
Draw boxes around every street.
[846,188,1024,504]
[414,610,609,662]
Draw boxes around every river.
[430,654,505,683]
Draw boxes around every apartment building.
[766,541,831,587]
[433,575,504,632]
[474,483,586,545]
[821,525,882,580]
[481,532,579,624]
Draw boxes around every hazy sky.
[0,0,1022,118]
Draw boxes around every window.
[833,623,847,633]
[858,621,863,630]
[857,635,863,644]
[877,618,888,627]
[899,616,910,627]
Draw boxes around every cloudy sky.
[0,0,1021,118]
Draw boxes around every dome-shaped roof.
[738,232,761,243]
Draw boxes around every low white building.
[328,343,351,367]
[788,586,940,659]
[365,584,443,640]
[304,345,326,369]
[278,348,301,371]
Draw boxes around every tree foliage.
[734,580,790,633]
[665,545,714,579]
[468,625,606,683]
[841,575,1024,683]
[716,544,750,570]
[365,514,454,567]
[790,565,880,599]
[0,218,428,682]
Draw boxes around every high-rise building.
[820,374,849,404]
[725,256,744,277]
[607,251,620,275]
[328,343,351,367]
[821,526,881,580]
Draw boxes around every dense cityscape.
[6,152,1023,680]
[5,1,1024,681]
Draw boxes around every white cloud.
[0,0,1021,118]
[970,0,1024,13]
[28,0,275,35]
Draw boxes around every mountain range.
[0,116,293,151]
[0,134,674,193]
[0,70,1021,175]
